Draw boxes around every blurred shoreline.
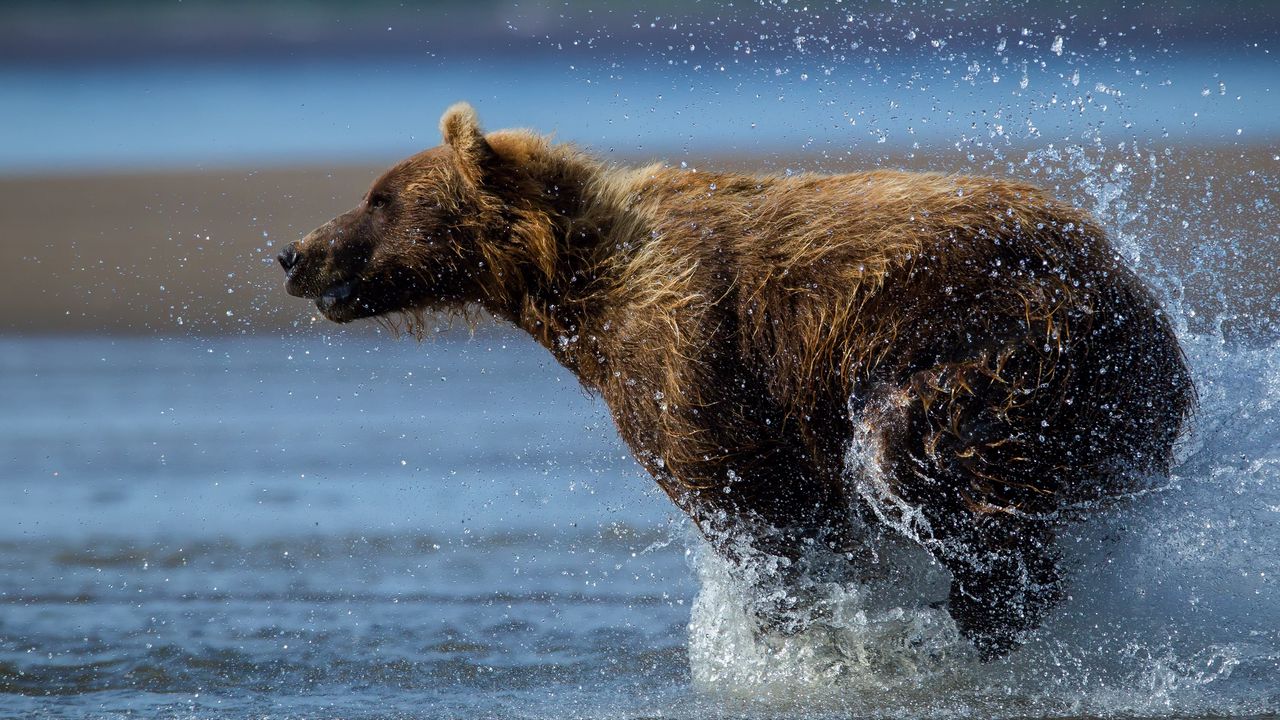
[2,145,1276,339]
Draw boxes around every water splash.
[687,335,1280,715]
[683,151,1280,717]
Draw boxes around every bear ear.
[439,102,493,185]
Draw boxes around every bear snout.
[278,241,316,298]
[280,239,335,300]
[277,243,301,273]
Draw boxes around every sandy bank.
[1,146,1275,339]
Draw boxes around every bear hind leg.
[849,377,1067,659]
[941,517,1064,660]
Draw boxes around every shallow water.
[0,334,695,718]
[2,323,1278,718]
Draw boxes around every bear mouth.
[283,267,389,324]
[314,281,355,312]
[313,281,377,323]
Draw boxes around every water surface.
[2,329,1278,718]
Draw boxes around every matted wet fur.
[279,103,1195,659]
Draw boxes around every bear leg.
[938,517,1064,660]
[849,372,1070,659]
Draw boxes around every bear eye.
[368,193,391,211]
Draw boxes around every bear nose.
[277,243,301,272]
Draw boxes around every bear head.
[279,103,544,326]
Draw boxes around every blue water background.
[0,333,700,718]
[1,50,1274,174]
[4,329,1279,718]
[0,333,666,542]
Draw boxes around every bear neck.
[476,138,649,389]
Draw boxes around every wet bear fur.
[280,103,1195,658]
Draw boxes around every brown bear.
[278,103,1194,658]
